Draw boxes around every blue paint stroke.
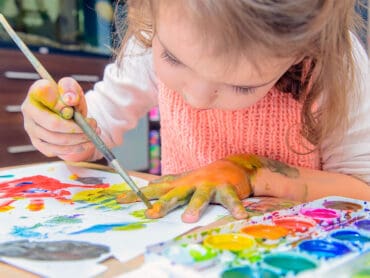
[70,222,141,234]
[0,174,15,178]
[15,181,33,186]
[11,225,45,239]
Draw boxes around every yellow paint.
[72,183,131,210]
[240,224,288,240]
[203,233,256,252]
[69,173,78,180]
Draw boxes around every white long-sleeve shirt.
[85,36,370,184]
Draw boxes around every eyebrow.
[157,36,280,89]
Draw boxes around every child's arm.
[117,154,370,223]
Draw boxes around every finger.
[117,182,175,203]
[182,185,215,223]
[31,137,94,157]
[145,185,195,219]
[214,184,248,219]
[58,77,87,116]
[28,79,73,119]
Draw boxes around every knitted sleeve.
[321,34,370,185]
[85,39,158,161]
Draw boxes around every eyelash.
[161,51,181,66]
[161,50,256,94]
[232,86,256,94]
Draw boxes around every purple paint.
[298,239,352,259]
[355,220,370,231]
[299,208,340,222]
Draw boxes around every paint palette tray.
[145,196,370,277]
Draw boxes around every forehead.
[154,1,294,86]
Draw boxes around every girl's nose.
[182,80,217,109]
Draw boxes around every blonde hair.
[115,0,364,147]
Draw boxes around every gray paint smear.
[0,240,110,261]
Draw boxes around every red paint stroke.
[0,175,109,212]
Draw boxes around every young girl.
[22,0,370,223]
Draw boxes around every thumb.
[58,77,87,118]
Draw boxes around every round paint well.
[203,233,256,252]
[240,224,288,240]
[263,252,317,274]
[323,200,362,211]
[298,239,352,259]
[273,216,316,233]
[330,230,370,245]
[221,265,279,278]
[299,208,340,222]
[355,220,370,231]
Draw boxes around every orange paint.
[0,200,15,212]
[240,224,288,240]
[146,203,163,218]
[27,199,45,211]
[273,216,316,233]
[203,233,256,252]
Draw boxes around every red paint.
[299,208,340,223]
[0,175,109,211]
[273,216,316,233]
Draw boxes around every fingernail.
[62,92,76,105]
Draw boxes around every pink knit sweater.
[158,81,320,175]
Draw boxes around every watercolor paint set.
[146,196,370,278]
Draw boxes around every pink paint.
[299,208,340,223]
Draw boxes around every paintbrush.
[0,13,152,209]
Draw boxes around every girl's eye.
[161,51,181,66]
[232,86,256,94]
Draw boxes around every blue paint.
[355,220,370,231]
[16,181,33,186]
[70,223,135,234]
[23,188,49,193]
[331,230,370,245]
[11,226,44,239]
[0,174,14,178]
[298,239,352,259]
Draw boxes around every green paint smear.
[45,216,82,225]
[189,247,218,262]
[112,223,146,231]
[130,209,147,220]
[72,184,130,210]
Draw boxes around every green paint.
[112,223,146,231]
[45,216,82,225]
[263,252,317,274]
[72,184,130,210]
[189,246,218,262]
[352,268,370,278]
[129,209,147,220]
[222,266,279,278]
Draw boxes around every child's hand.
[117,159,253,223]
[21,77,98,161]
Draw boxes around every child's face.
[152,4,297,110]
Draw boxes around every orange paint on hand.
[145,203,163,218]
[27,199,45,211]
[240,224,288,240]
